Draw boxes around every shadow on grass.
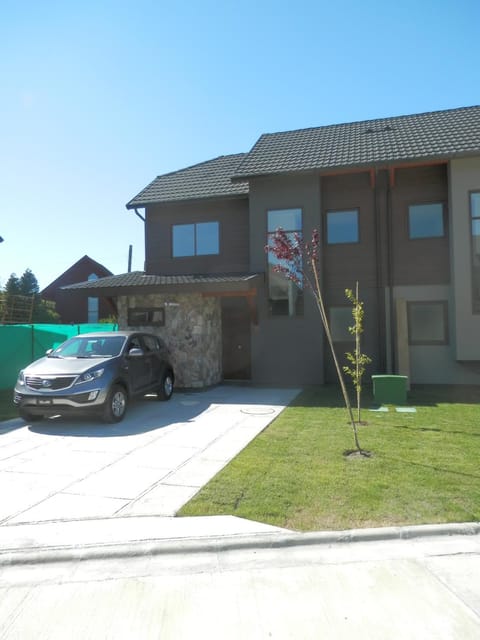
[386,456,480,481]
[408,384,480,406]
[393,424,480,437]
[292,384,480,409]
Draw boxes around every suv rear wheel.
[157,370,174,401]
[102,384,128,423]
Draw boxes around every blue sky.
[1,0,478,289]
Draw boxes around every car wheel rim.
[112,391,126,417]
[164,376,173,397]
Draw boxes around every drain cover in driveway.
[241,407,276,415]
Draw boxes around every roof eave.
[126,191,249,210]
[231,150,480,182]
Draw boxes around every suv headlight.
[17,370,25,386]
[76,368,105,385]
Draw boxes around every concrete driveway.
[0,385,299,526]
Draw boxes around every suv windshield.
[51,336,126,359]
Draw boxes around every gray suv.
[14,331,174,423]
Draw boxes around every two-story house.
[66,105,480,389]
[42,255,114,323]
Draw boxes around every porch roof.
[62,271,263,296]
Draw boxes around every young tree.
[343,282,372,424]
[266,228,369,456]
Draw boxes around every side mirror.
[128,347,144,357]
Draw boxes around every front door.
[221,297,251,380]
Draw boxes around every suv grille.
[25,376,76,391]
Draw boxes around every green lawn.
[179,385,480,531]
[0,389,17,421]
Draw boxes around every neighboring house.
[64,105,480,388]
[42,255,114,323]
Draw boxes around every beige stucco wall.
[394,284,480,384]
[449,156,480,360]
[118,293,222,388]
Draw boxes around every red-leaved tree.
[266,228,368,455]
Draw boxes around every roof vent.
[364,125,395,134]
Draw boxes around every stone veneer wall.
[117,293,222,388]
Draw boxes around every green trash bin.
[371,375,408,406]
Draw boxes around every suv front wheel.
[19,408,44,422]
[103,384,128,423]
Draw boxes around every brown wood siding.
[390,165,449,285]
[323,287,380,383]
[145,198,249,275]
[322,172,378,290]
[321,172,381,380]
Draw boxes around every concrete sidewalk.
[1,522,479,639]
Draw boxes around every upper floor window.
[267,208,303,316]
[408,203,444,239]
[470,192,480,312]
[326,209,359,244]
[172,221,219,257]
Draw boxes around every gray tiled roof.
[127,154,248,208]
[233,105,480,179]
[63,272,260,291]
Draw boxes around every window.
[128,308,165,326]
[407,301,448,345]
[326,209,359,244]
[470,192,480,312]
[142,335,161,352]
[172,222,219,257]
[329,307,353,342]
[267,208,303,316]
[408,203,444,239]
[87,273,99,323]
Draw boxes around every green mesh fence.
[0,324,118,390]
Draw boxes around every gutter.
[373,169,386,372]
[386,169,396,373]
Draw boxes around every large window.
[172,221,219,257]
[326,209,359,244]
[408,203,444,239]
[407,301,448,345]
[470,192,480,312]
[267,208,303,316]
